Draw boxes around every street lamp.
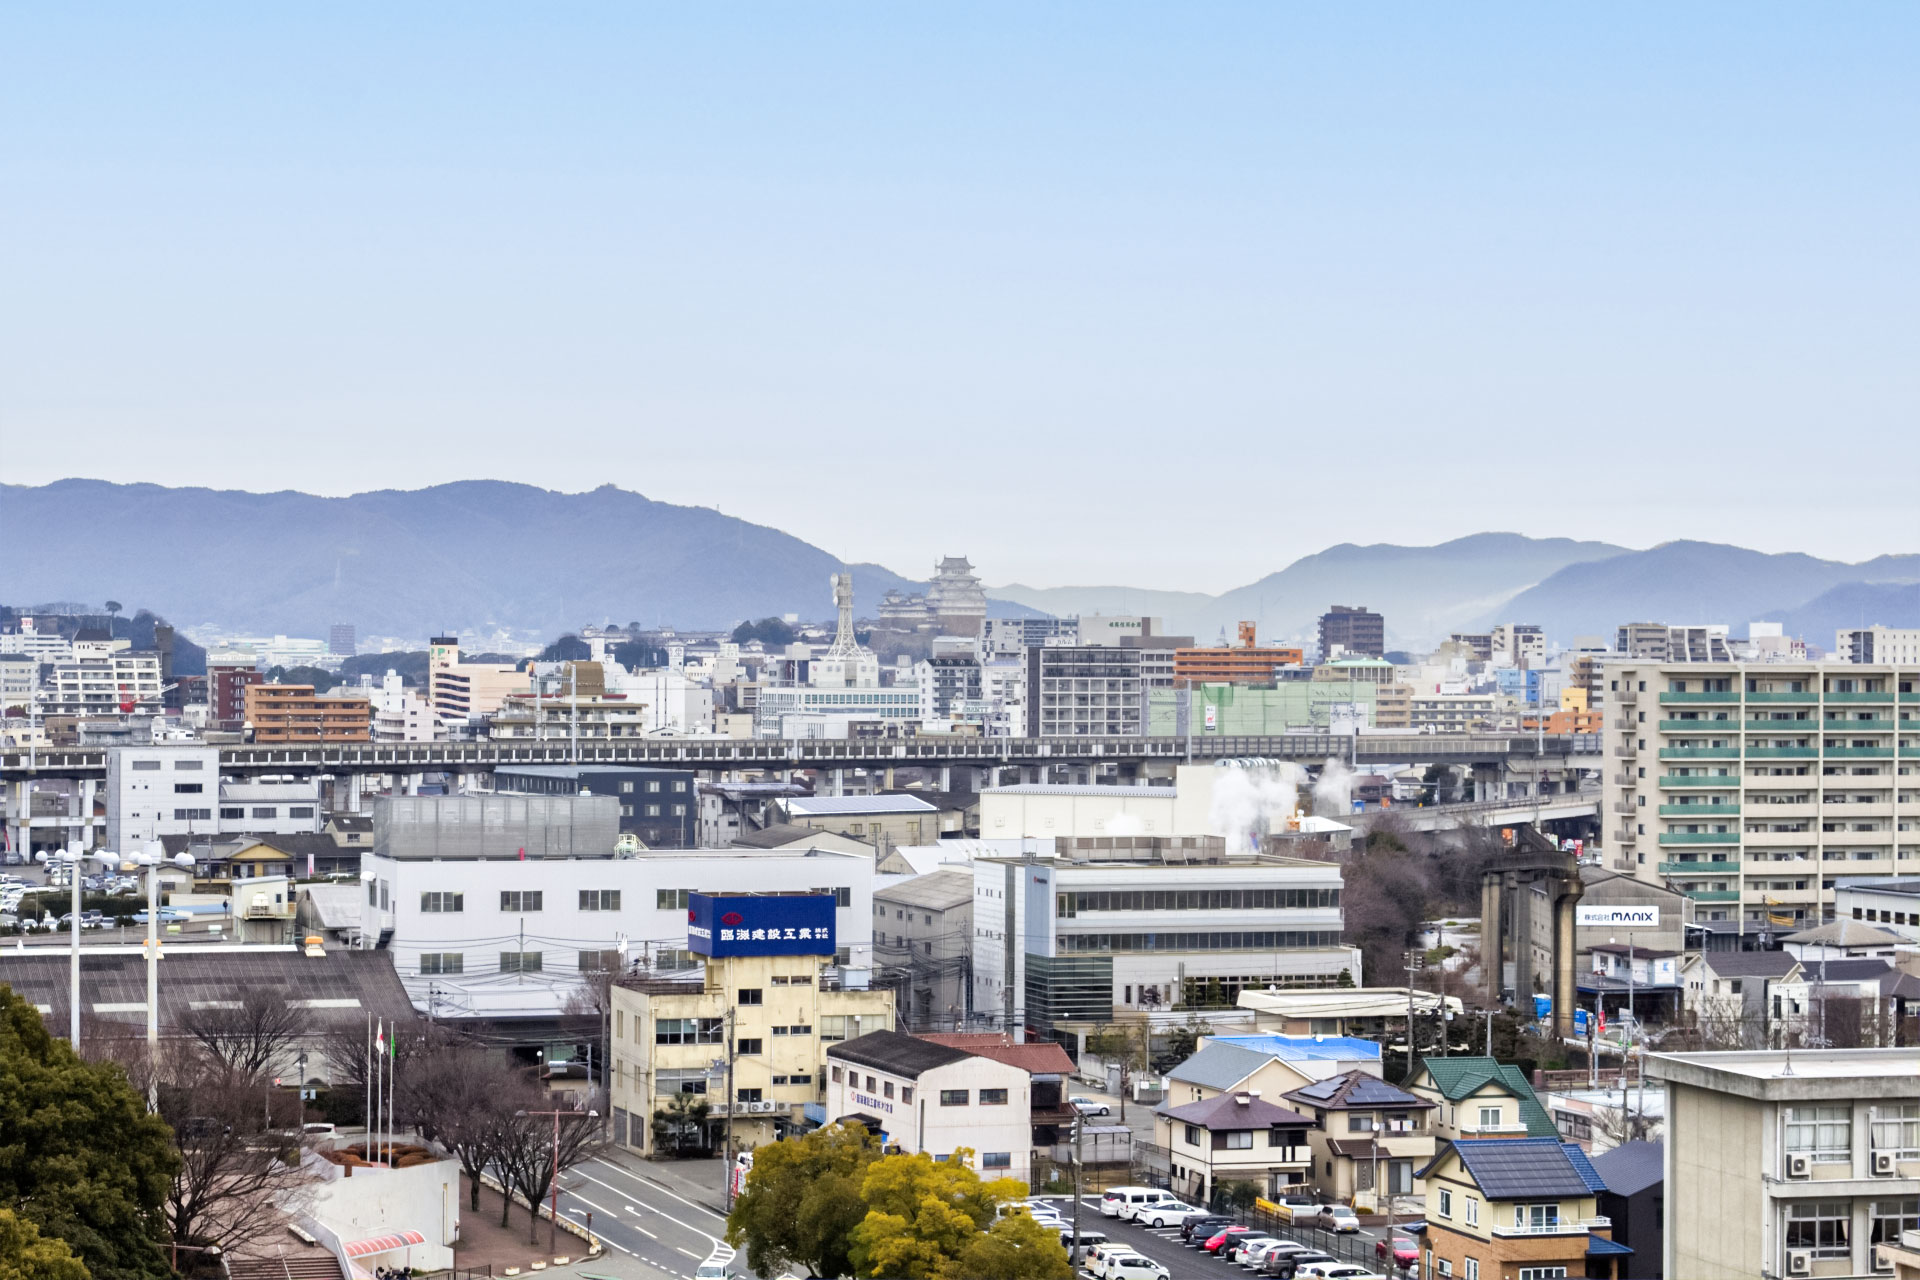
[517,1107,598,1253]
[133,842,196,1059]
[35,843,106,1045]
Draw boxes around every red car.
[1376,1236,1419,1268]
[1203,1227,1255,1254]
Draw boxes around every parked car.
[1071,1096,1113,1117]
[1375,1237,1418,1269]
[1203,1226,1256,1254]
[1098,1254,1169,1280]
[1263,1252,1337,1277]
[1227,1236,1279,1264]
[1183,1214,1236,1244]
[1295,1263,1384,1280]
[1084,1244,1142,1277]
[1134,1199,1201,1228]
[1059,1229,1108,1251]
[1311,1205,1361,1234]
[1100,1187,1158,1217]
[1240,1242,1299,1270]
[1267,1194,1319,1223]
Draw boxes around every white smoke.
[1207,761,1306,855]
[1312,756,1354,817]
[1105,813,1146,837]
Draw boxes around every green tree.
[849,1148,1027,1280]
[537,635,592,662]
[1153,1014,1214,1075]
[730,618,796,648]
[651,1092,712,1157]
[940,1212,1072,1280]
[0,986,176,1280]
[0,1208,89,1280]
[1216,1180,1262,1213]
[726,1121,879,1278]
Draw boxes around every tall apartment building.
[1317,605,1385,659]
[915,654,983,720]
[1841,626,1920,665]
[426,635,527,721]
[1604,662,1919,934]
[206,654,264,731]
[1024,644,1142,737]
[242,684,373,742]
[983,616,1076,655]
[1616,622,1734,663]
[1173,623,1305,686]
[1650,1047,1920,1280]
[1491,622,1546,668]
[42,651,163,717]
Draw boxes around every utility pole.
[1070,1110,1084,1266]
[1402,951,1422,1083]
[722,1008,738,1210]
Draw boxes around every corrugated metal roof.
[1166,1041,1273,1090]
[786,795,938,816]
[874,869,974,911]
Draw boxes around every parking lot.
[1032,1195,1418,1280]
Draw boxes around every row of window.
[422,890,624,913]
[1786,1103,1920,1162]
[1785,1197,1918,1259]
[656,887,854,910]
[417,950,579,974]
[1057,930,1346,953]
[1057,888,1340,915]
[130,759,203,771]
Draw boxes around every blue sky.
[4,6,1915,592]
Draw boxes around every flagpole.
[375,1018,383,1164]
[364,1013,372,1159]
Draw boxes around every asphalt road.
[549,1156,735,1280]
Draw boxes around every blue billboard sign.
[687,893,837,958]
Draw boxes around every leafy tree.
[612,639,667,670]
[726,1121,879,1278]
[941,1212,1073,1280]
[1216,1180,1261,1213]
[338,651,430,686]
[730,618,796,648]
[0,1208,89,1280]
[1335,968,1356,988]
[1082,1023,1148,1120]
[103,602,122,621]
[0,985,176,1280]
[537,635,592,663]
[272,665,339,692]
[849,1148,1027,1280]
[651,1092,712,1157]
[1153,1014,1214,1075]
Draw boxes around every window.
[1464,1261,1480,1280]
[1464,1196,1479,1227]
[736,1088,762,1104]
[131,760,161,771]
[1476,1105,1503,1129]
[979,1089,1009,1105]
[902,1087,913,1104]
[173,808,212,821]
[500,891,543,912]
[883,1081,894,1098]
[1515,1204,1559,1230]
[940,1090,969,1106]
[672,805,686,817]
[815,885,854,908]
[657,889,691,910]
[175,759,203,770]
[578,949,622,973]
[173,782,203,794]
[220,807,244,819]
[1873,1103,1920,1159]
[831,1066,843,1083]
[420,892,464,913]
[656,1018,724,1045]
[788,1024,811,1035]
[1786,1105,1853,1163]
[579,889,621,911]
[981,1152,1012,1169]
[646,805,661,817]
[647,781,662,793]
[1437,1189,1453,1218]
[1223,1130,1253,1149]
[288,807,314,818]
[1183,1124,1202,1146]
[419,953,463,974]
[250,806,277,819]
[656,1069,708,1096]
[1516,1270,1565,1280]
[499,951,543,972]
[1348,1114,1376,1132]
[1433,1263,1452,1279]
[737,1039,763,1055]
[737,988,763,1005]
[1871,1199,1920,1251]
[1785,1200,1850,1260]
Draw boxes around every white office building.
[826,1028,1034,1185]
[106,744,222,849]
[360,848,876,1020]
[217,778,324,836]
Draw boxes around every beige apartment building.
[426,635,527,721]
[1604,663,1920,933]
[608,952,893,1157]
[1651,1047,1920,1279]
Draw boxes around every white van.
[1100,1187,1159,1218]
[1104,1257,1171,1280]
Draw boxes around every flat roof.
[982,784,1174,797]
[785,795,939,816]
[1650,1047,1920,1099]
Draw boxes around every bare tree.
[404,1033,525,1214]
[158,1071,316,1254]
[179,989,304,1080]
[497,1093,602,1243]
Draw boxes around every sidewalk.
[456,1176,603,1275]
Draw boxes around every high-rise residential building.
[242,684,373,743]
[206,653,264,732]
[1840,625,1920,665]
[1617,622,1734,663]
[426,635,527,721]
[1604,661,1919,934]
[1317,605,1385,660]
[983,616,1076,655]
[1492,622,1547,668]
[1173,622,1306,686]
[1447,632,1495,662]
[1023,644,1142,737]
[42,650,163,717]
[1649,1046,1920,1280]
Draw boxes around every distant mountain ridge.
[2,481,1913,650]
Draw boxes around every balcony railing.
[1491,1217,1610,1238]
[1657,831,1739,845]
[1659,692,1740,704]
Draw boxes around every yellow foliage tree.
[848,1149,1064,1280]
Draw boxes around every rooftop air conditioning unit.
[1787,1248,1812,1276]
[1787,1153,1813,1179]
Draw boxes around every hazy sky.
[5,6,1916,593]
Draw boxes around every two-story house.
[1153,1090,1315,1205]
[1419,1136,1627,1280]
[1165,1036,1383,1111]
[826,1028,1034,1187]
[1410,1056,1560,1142]
[1284,1069,1437,1208]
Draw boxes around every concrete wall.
[828,1051,1033,1187]
[1666,1080,1764,1280]
[301,1153,460,1273]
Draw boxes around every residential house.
[826,1029,1034,1186]
[1165,1038,1380,1111]
[1590,1141,1663,1280]
[918,1032,1078,1147]
[1154,1091,1315,1205]
[1409,1056,1560,1142]
[1784,919,1905,962]
[1580,944,1684,1027]
[1284,1069,1437,1208]
[1419,1136,1627,1280]
[1679,949,1800,1048]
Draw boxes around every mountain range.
[2,480,1916,650]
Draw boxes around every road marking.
[570,1168,720,1246]
[587,1158,729,1222]
[674,1247,701,1260]
[569,1192,616,1216]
